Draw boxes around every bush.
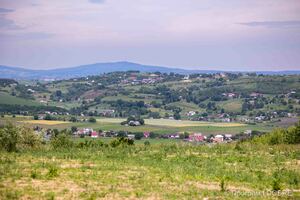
[0,124,41,152]
[50,133,74,149]
[18,127,41,150]
[251,121,300,145]
[144,140,150,146]
[69,116,77,122]
[0,123,19,152]
[272,177,282,191]
[220,177,227,192]
[149,132,158,139]
[134,132,144,140]
[47,165,59,178]
[109,137,134,147]
[88,117,96,123]
[77,139,104,148]
[33,115,39,120]
[44,114,53,120]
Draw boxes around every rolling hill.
[0,61,299,80]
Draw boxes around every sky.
[0,0,300,71]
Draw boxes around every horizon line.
[0,61,299,72]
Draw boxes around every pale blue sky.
[0,0,300,71]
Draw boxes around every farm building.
[91,131,98,138]
[213,135,224,143]
[188,133,205,142]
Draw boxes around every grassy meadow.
[1,142,299,199]
[0,116,276,135]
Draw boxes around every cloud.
[0,16,23,30]
[239,21,300,28]
[0,8,14,13]
[0,32,54,40]
[89,0,105,4]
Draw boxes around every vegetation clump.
[50,133,74,149]
[251,121,300,145]
[121,116,145,126]
[0,124,41,152]
[109,137,134,147]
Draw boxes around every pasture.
[0,92,39,106]
[0,115,277,135]
[0,116,274,135]
[0,143,299,199]
[97,118,246,128]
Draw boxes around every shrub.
[71,126,78,133]
[0,124,41,152]
[0,123,19,152]
[134,132,144,140]
[33,115,39,120]
[109,137,134,147]
[69,116,77,122]
[30,170,40,179]
[47,165,59,178]
[77,139,104,148]
[44,114,53,120]
[144,140,150,146]
[18,127,41,150]
[88,117,96,123]
[272,178,282,191]
[251,121,300,145]
[50,133,74,149]
[220,177,226,192]
[149,132,158,139]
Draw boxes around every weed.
[47,165,59,178]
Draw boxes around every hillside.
[0,71,299,135]
[1,62,300,80]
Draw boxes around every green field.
[0,92,39,106]
[4,116,276,135]
[1,143,299,199]
[218,99,243,113]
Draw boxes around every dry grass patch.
[20,120,70,125]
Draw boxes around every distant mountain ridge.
[0,61,299,80]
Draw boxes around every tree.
[55,90,62,97]
[71,126,78,133]
[44,114,52,120]
[50,133,74,149]
[0,123,19,152]
[0,124,41,152]
[117,131,127,137]
[174,112,181,120]
[148,112,160,119]
[88,117,96,123]
[69,116,77,122]
[149,132,158,139]
[33,115,39,120]
[138,118,145,125]
[134,132,144,140]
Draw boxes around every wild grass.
[0,142,299,199]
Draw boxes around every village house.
[75,128,94,136]
[188,133,205,142]
[91,131,98,138]
[187,111,196,116]
[250,92,263,98]
[224,134,233,141]
[168,133,180,139]
[222,93,237,98]
[244,130,252,136]
[213,135,224,143]
[127,134,135,140]
[144,132,150,138]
